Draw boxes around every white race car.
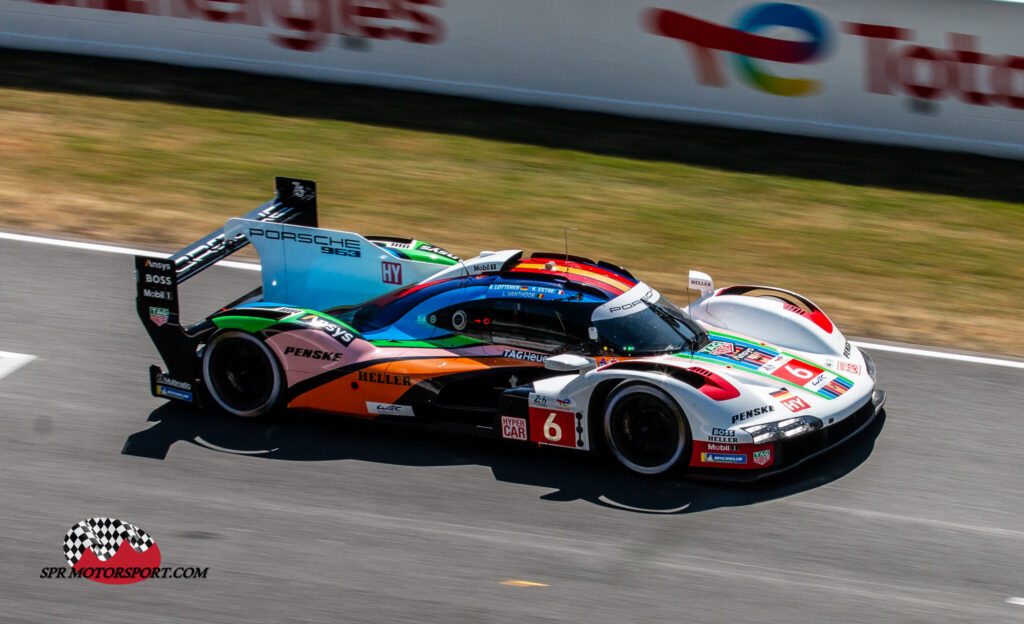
[137,177,885,479]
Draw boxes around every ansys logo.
[644,3,831,96]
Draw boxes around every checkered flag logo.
[63,517,155,567]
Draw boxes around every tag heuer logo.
[753,449,772,466]
[149,307,170,326]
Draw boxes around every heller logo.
[40,517,208,583]
[643,2,831,96]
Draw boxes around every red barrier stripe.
[648,9,815,63]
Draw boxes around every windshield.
[591,283,707,355]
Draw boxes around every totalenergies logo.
[643,3,831,97]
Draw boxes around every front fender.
[688,285,846,356]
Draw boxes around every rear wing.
[134,177,318,384]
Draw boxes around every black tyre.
[202,331,283,418]
[603,383,688,475]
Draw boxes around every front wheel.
[603,383,688,475]
[202,331,283,418]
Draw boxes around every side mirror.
[688,270,715,297]
[544,354,597,373]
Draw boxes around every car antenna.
[563,227,578,272]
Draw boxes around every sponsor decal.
[844,24,1024,111]
[820,376,853,399]
[844,340,853,358]
[709,427,739,442]
[731,404,774,424]
[41,518,208,583]
[247,227,362,257]
[358,371,411,386]
[706,443,736,451]
[556,398,573,409]
[530,394,548,406]
[502,349,548,363]
[772,358,825,386]
[644,3,831,97]
[5,0,446,53]
[607,289,656,314]
[708,436,739,443]
[143,273,173,286]
[275,307,303,315]
[500,416,528,441]
[836,361,862,375]
[142,288,173,300]
[753,449,772,466]
[701,452,747,465]
[143,259,173,271]
[417,243,459,262]
[381,261,402,285]
[365,402,415,417]
[487,284,563,299]
[528,407,581,448]
[283,346,343,361]
[706,341,735,356]
[770,387,811,413]
[155,374,191,391]
[759,353,786,373]
[156,385,193,402]
[807,371,833,390]
[702,340,778,367]
[596,357,621,367]
[290,180,314,200]
[298,314,356,345]
[149,307,170,327]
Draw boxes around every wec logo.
[644,2,831,97]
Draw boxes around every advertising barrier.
[1,0,1022,158]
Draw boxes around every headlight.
[862,350,877,381]
[742,416,823,444]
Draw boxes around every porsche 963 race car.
[135,177,885,479]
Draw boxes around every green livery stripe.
[212,316,279,333]
[403,247,458,265]
[369,335,486,349]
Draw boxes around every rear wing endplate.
[134,177,317,382]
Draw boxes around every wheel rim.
[203,332,280,417]
[605,385,685,474]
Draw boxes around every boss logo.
[144,274,172,285]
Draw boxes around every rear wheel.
[202,331,283,418]
[603,383,688,475]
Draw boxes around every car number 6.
[544,413,562,441]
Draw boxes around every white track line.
[850,341,1024,370]
[0,351,35,382]
[2,231,1022,368]
[0,231,259,271]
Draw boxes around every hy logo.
[644,3,831,96]
[63,517,161,585]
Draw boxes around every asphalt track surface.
[2,237,1023,624]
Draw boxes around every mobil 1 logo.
[136,257,176,304]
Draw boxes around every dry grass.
[0,50,1021,357]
